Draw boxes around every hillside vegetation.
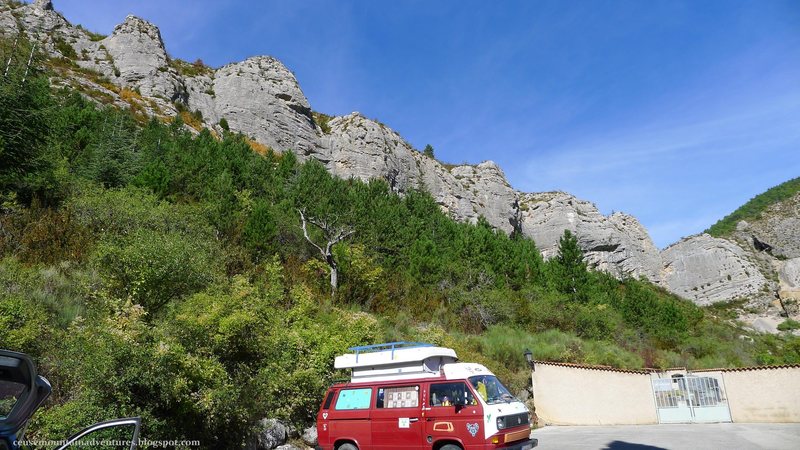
[706,177,800,237]
[1,39,799,449]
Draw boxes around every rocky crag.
[3,0,797,330]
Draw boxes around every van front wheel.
[440,445,463,450]
[337,444,358,450]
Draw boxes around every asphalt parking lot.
[530,423,800,449]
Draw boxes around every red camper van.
[315,342,537,450]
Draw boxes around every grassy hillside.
[706,177,800,237]
[1,39,798,449]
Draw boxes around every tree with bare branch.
[299,208,355,298]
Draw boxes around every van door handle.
[409,418,419,423]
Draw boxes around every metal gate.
[651,372,732,423]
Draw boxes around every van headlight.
[496,416,506,430]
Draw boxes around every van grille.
[498,412,529,429]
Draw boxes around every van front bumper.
[503,438,538,449]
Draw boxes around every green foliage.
[312,111,332,134]
[53,37,77,59]
[218,117,230,131]
[0,47,55,203]
[76,24,107,42]
[168,58,213,78]
[423,144,435,158]
[551,229,588,301]
[93,230,220,312]
[707,177,800,236]
[778,319,800,332]
[0,293,51,356]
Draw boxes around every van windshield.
[469,375,514,405]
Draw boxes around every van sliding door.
[370,385,423,449]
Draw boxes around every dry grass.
[245,137,272,156]
[180,110,203,131]
[119,88,143,103]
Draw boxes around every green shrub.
[778,319,800,332]
[93,229,220,312]
[0,293,51,356]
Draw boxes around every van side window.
[334,388,372,410]
[322,391,335,410]
[376,386,419,408]
[430,382,476,407]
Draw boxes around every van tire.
[440,445,462,450]
[337,444,358,450]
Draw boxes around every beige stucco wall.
[717,367,800,423]
[532,363,658,425]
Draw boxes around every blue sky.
[53,0,800,248]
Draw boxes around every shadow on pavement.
[602,441,668,450]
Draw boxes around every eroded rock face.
[103,15,184,100]
[213,56,319,156]
[660,234,769,305]
[781,258,800,289]
[518,192,662,280]
[778,258,800,308]
[324,112,419,191]
[450,161,519,234]
[744,192,800,259]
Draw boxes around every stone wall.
[532,362,800,425]
[705,366,800,423]
[531,361,658,426]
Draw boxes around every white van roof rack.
[335,342,458,383]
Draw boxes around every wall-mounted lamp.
[524,348,534,371]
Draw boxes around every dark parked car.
[0,349,140,450]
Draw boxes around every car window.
[376,386,419,409]
[429,382,475,407]
[469,375,514,405]
[322,390,335,410]
[334,388,372,410]
[0,380,25,419]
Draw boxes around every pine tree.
[423,144,434,158]
[554,229,588,302]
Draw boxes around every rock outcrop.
[781,258,800,289]
[660,234,769,305]
[212,56,319,156]
[739,192,800,259]
[518,192,662,280]
[323,112,420,191]
[102,15,184,101]
[778,258,800,309]
[246,418,288,450]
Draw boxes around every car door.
[425,381,484,448]
[371,384,423,449]
[329,387,373,448]
[0,350,51,450]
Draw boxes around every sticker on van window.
[398,417,410,428]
